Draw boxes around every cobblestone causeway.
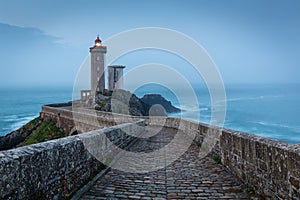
[80,126,251,199]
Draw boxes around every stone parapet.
[220,129,300,199]
[145,117,300,199]
[0,120,145,199]
[39,105,300,199]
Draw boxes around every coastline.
[1,84,300,143]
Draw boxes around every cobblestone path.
[80,126,250,199]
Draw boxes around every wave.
[178,102,211,111]
[8,115,38,133]
[180,104,199,112]
[2,115,18,121]
[2,113,37,120]
[256,121,300,132]
[200,107,209,111]
[217,95,283,103]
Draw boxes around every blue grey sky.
[0,0,299,87]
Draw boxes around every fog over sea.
[1,84,300,144]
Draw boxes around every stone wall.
[145,117,300,199]
[39,106,300,198]
[145,117,222,155]
[220,129,300,199]
[41,105,141,135]
[0,120,145,200]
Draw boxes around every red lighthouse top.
[95,36,102,44]
[91,35,106,49]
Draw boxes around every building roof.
[108,65,126,68]
[90,36,107,49]
[95,36,102,44]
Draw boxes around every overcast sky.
[0,0,299,88]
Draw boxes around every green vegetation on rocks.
[213,154,222,165]
[0,117,43,151]
[20,119,64,146]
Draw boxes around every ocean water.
[134,84,300,144]
[0,84,300,144]
[0,87,72,136]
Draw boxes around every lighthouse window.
[97,77,100,81]
[97,56,100,61]
[97,67,100,71]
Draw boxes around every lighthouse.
[80,36,126,101]
[90,36,107,94]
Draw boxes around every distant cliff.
[141,94,181,113]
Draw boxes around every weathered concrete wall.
[0,120,145,200]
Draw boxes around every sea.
[1,84,300,144]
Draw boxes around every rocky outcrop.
[0,117,43,151]
[93,90,181,116]
[94,90,150,116]
[141,94,181,113]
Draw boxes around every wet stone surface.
[80,126,251,199]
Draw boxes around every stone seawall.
[147,117,300,199]
[41,105,140,135]
[0,120,145,200]
[220,129,300,199]
[145,117,221,155]
[39,106,300,199]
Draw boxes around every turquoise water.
[0,84,300,144]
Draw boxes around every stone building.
[90,36,107,94]
[81,36,125,100]
[108,65,125,91]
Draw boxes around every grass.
[245,187,255,195]
[213,154,222,165]
[197,143,202,149]
[98,102,106,109]
[23,117,40,130]
[20,120,64,146]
